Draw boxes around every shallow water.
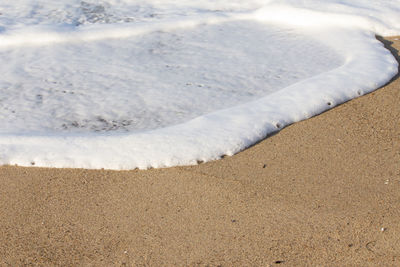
[0,0,398,169]
[0,20,341,134]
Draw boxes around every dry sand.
[0,36,399,266]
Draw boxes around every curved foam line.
[249,4,396,35]
[0,21,397,169]
[0,15,233,49]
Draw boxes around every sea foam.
[0,0,398,169]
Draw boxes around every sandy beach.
[0,36,399,266]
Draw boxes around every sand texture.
[0,36,399,266]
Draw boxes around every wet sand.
[0,36,399,266]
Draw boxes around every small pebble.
[381,227,386,232]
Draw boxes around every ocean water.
[0,21,342,134]
[0,0,399,169]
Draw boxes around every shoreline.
[0,36,399,265]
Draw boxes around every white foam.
[0,0,398,169]
[0,20,342,134]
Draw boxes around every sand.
[0,36,399,266]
